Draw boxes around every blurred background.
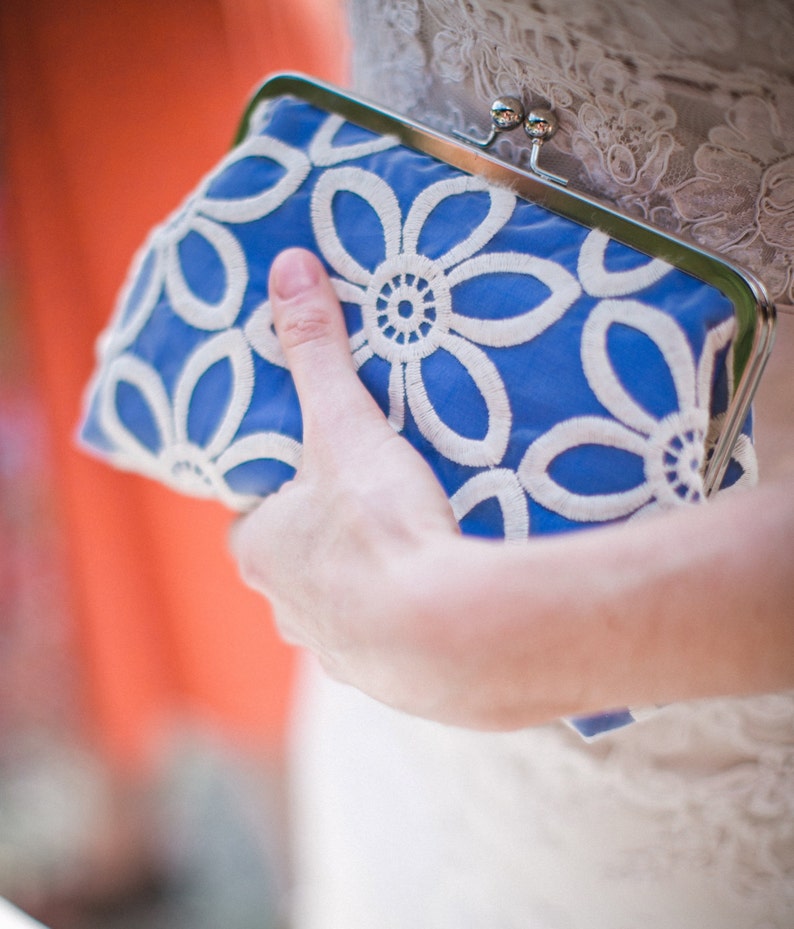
[0,1,347,925]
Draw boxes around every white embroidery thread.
[450,468,530,539]
[98,330,301,510]
[101,134,311,357]
[519,298,724,521]
[310,166,580,466]
[577,229,673,297]
[308,114,401,166]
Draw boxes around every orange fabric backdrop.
[0,0,348,770]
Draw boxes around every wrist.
[384,532,580,729]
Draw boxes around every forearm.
[400,479,794,729]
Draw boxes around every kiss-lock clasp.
[523,107,567,186]
[454,97,568,187]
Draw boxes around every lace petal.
[99,354,173,465]
[308,114,400,166]
[405,335,511,466]
[402,175,515,270]
[244,301,285,368]
[163,215,248,329]
[172,330,254,458]
[199,135,311,224]
[577,230,673,297]
[582,299,697,435]
[519,415,652,522]
[312,166,402,284]
[450,469,529,540]
[447,252,580,347]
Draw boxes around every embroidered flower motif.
[302,167,580,467]
[518,300,734,523]
[577,229,674,297]
[102,134,311,357]
[672,91,794,306]
[98,330,301,510]
[242,119,400,367]
[307,114,400,167]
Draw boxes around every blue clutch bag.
[78,74,775,737]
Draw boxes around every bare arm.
[232,248,794,730]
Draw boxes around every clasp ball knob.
[524,107,558,142]
[490,96,525,131]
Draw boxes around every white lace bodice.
[348,0,794,311]
[291,662,794,929]
[287,5,794,927]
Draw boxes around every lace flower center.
[647,409,707,505]
[162,443,217,494]
[363,255,452,362]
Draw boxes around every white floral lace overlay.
[349,0,794,308]
[291,659,794,929]
[673,89,794,305]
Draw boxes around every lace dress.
[288,2,794,927]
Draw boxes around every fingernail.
[271,248,321,300]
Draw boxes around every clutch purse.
[78,73,775,737]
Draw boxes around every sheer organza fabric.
[350,0,794,311]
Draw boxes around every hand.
[231,248,466,719]
[232,250,794,728]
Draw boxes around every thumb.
[269,248,386,452]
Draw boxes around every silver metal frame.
[237,72,777,495]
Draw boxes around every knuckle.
[275,297,336,353]
[230,498,285,592]
[235,537,270,593]
[272,608,303,646]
